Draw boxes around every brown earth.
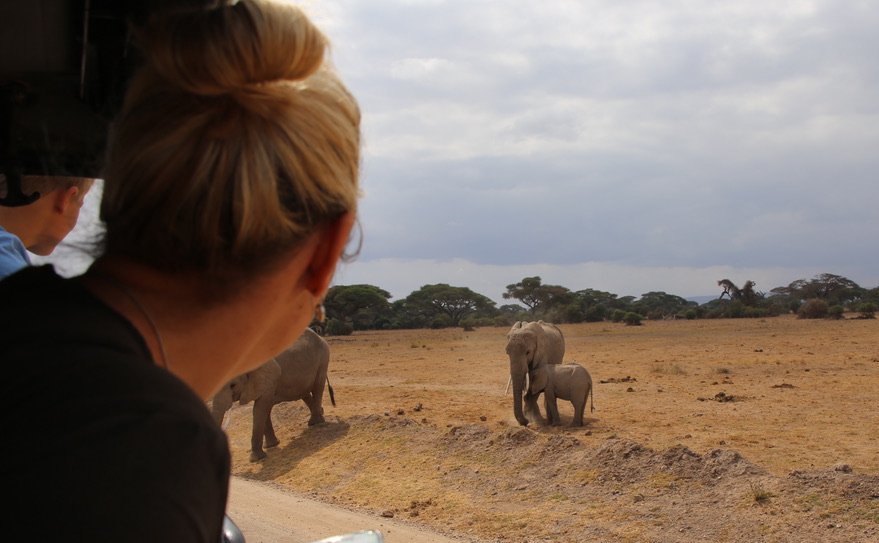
[220,315,879,542]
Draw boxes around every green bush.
[683,309,697,320]
[610,309,626,323]
[583,305,607,322]
[325,318,354,336]
[430,315,453,329]
[623,312,643,326]
[827,305,845,320]
[493,315,515,327]
[859,302,876,319]
[797,299,829,319]
[743,306,772,318]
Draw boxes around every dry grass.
[220,315,879,542]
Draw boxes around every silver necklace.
[93,273,170,370]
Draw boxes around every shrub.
[859,302,876,319]
[583,305,607,322]
[797,299,828,319]
[610,309,626,323]
[325,318,354,336]
[623,312,643,326]
[726,301,746,318]
[749,481,774,503]
[430,315,453,329]
[683,309,697,320]
[827,305,844,320]
[493,315,515,327]
[743,306,771,318]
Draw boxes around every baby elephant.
[530,362,594,427]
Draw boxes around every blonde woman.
[0,1,360,541]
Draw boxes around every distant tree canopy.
[398,284,496,328]
[503,276,572,317]
[770,273,865,307]
[318,272,873,333]
[632,291,696,320]
[324,284,392,330]
[717,279,761,306]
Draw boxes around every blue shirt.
[0,226,31,279]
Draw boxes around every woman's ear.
[305,212,356,298]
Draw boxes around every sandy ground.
[219,315,879,542]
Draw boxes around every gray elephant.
[211,328,335,461]
[505,320,565,426]
[529,362,594,427]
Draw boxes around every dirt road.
[227,477,473,543]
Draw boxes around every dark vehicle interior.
[0,0,206,202]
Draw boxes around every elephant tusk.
[523,372,530,396]
[504,376,512,395]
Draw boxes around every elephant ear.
[239,359,282,404]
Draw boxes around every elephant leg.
[544,390,561,426]
[304,395,325,426]
[263,404,280,449]
[249,400,272,462]
[571,397,585,427]
[524,392,545,424]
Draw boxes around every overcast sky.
[41,1,879,304]
[305,0,879,303]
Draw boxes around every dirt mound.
[587,438,764,487]
[348,417,876,541]
[788,467,879,501]
[497,426,538,446]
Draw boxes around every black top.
[0,266,230,542]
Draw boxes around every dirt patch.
[221,317,879,542]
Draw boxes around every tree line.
[319,273,878,335]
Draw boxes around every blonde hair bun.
[101,0,360,287]
[137,0,326,97]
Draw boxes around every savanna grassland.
[220,315,879,542]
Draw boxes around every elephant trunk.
[210,386,234,427]
[510,365,529,426]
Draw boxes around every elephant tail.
[588,382,595,413]
[326,376,336,407]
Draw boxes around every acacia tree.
[503,276,573,317]
[403,284,496,327]
[718,279,760,306]
[324,284,393,330]
[771,273,864,307]
[632,291,695,319]
[574,289,627,322]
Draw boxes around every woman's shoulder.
[1,264,152,357]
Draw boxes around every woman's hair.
[101,0,360,285]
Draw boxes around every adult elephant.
[505,320,565,426]
[211,328,335,461]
